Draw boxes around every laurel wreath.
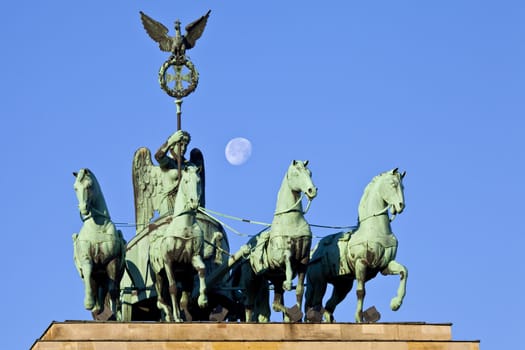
[158,56,199,99]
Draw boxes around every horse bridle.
[358,204,397,224]
[274,166,314,216]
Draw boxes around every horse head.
[288,160,317,200]
[73,168,94,217]
[177,165,201,214]
[380,168,406,215]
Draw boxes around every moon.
[225,137,252,165]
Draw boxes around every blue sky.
[1,1,524,349]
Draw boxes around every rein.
[274,192,312,216]
[172,208,197,219]
[79,206,111,222]
[198,206,255,237]
[358,204,396,224]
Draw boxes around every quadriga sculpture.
[236,160,317,322]
[72,168,126,320]
[305,168,408,323]
[149,165,209,322]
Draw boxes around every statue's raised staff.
[234,160,317,322]
[72,168,126,320]
[305,168,408,323]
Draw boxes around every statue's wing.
[184,10,211,49]
[132,147,161,233]
[190,147,205,207]
[139,11,172,52]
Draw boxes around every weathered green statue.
[126,130,230,321]
[148,165,208,322]
[305,168,408,323]
[72,168,126,320]
[235,160,317,322]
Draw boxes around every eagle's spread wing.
[184,10,211,50]
[140,11,172,52]
[132,147,162,233]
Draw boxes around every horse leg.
[304,263,328,322]
[381,260,408,311]
[192,255,208,308]
[153,270,173,322]
[254,276,271,322]
[292,268,306,321]
[94,275,107,316]
[106,258,122,319]
[271,282,289,322]
[324,279,353,323]
[164,262,183,322]
[81,262,95,310]
[354,259,367,323]
[179,291,192,321]
[256,291,271,323]
[282,249,293,291]
[75,240,95,310]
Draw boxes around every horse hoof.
[198,296,208,308]
[390,298,402,311]
[84,297,95,310]
[283,281,292,291]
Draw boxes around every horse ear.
[392,168,399,174]
[401,171,406,179]
[292,160,297,165]
[73,172,78,177]
[304,160,309,167]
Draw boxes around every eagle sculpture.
[140,10,211,58]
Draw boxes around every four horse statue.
[148,165,210,322]
[235,160,317,322]
[72,168,126,320]
[72,163,409,323]
[305,168,408,323]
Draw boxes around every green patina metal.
[72,168,126,320]
[70,10,410,324]
[140,10,209,99]
[232,160,317,322]
[304,168,408,323]
[121,129,231,321]
[148,165,208,322]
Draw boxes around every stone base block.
[32,322,480,350]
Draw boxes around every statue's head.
[175,19,181,35]
[170,131,190,158]
[179,131,191,144]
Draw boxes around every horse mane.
[358,171,391,217]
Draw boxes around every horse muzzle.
[79,204,90,217]
[306,187,318,200]
[391,202,405,215]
